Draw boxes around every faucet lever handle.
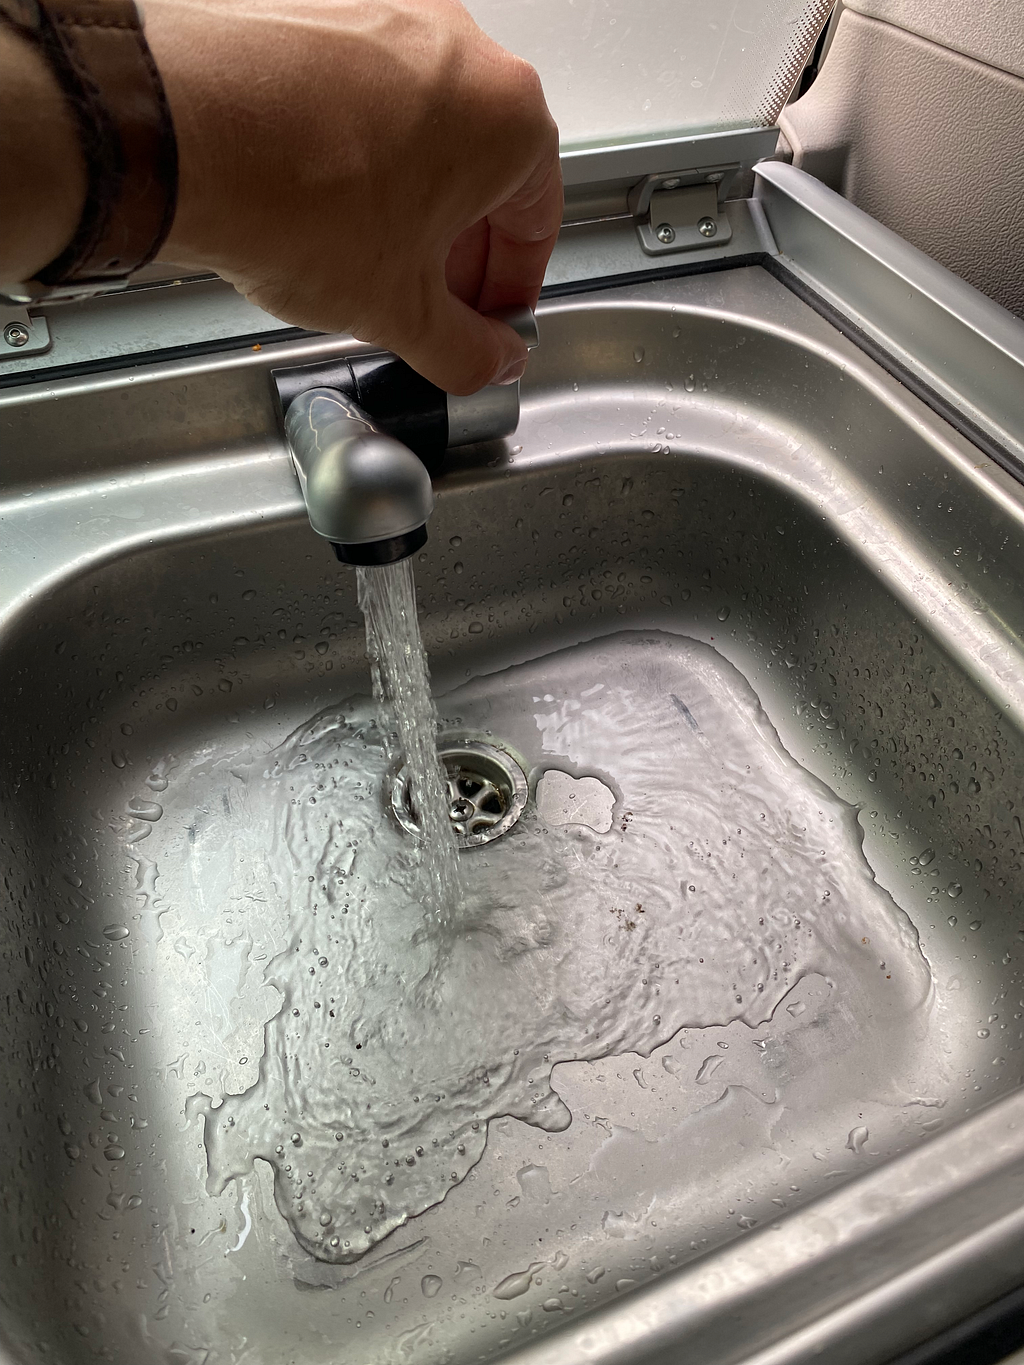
[488,306,540,352]
[273,307,539,472]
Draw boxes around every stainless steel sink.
[5,258,1024,1365]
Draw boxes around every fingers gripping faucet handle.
[445,307,539,449]
[275,308,539,564]
[488,306,540,352]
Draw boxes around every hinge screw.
[655,223,676,244]
[698,217,718,238]
[4,322,31,348]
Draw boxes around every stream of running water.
[356,558,463,921]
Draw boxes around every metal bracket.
[629,169,735,255]
[1,306,51,361]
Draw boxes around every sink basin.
[4,264,1024,1365]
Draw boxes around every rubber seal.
[330,525,428,566]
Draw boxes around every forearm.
[144,0,561,393]
[1,0,561,394]
[0,23,85,283]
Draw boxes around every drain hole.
[391,740,528,848]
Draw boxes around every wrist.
[0,24,87,283]
[144,0,275,276]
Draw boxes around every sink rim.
[5,264,1024,1365]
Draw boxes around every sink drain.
[391,740,528,848]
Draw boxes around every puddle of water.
[166,632,930,1264]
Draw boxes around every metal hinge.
[628,169,734,255]
[1,306,51,361]
[559,127,777,256]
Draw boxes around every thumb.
[395,286,529,396]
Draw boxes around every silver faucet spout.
[285,387,434,565]
[277,307,538,565]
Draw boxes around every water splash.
[356,559,462,922]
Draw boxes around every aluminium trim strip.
[754,160,1024,472]
[559,126,780,186]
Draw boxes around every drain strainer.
[391,739,528,848]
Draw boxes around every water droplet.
[978,1028,990,1038]
[846,1126,868,1154]
[947,883,963,899]
[103,1145,125,1161]
[449,536,462,548]
[421,1275,442,1298]
[947,916,957,928]
[493,1264,544,1300]
[684,374,696,392]
[917,848,935,866]
[633,346,645,364]
[695,1055,724,1083]
[516,1164,552,1201]
[468,622,484,635]
[127,797,163,822]
[586,1266,606,1284]
[717,606,730,622]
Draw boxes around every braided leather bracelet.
[0,0,177,302]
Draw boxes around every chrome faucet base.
[284,386,434,554]
[275,308,538,563]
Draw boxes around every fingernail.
[494,358,528,386]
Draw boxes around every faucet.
[274,307,538,565]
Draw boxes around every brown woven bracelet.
[0,0,177,295]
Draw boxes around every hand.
[147,0,562,394]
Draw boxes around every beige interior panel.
[780,8,1024,317]
[846,0,1024,79]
